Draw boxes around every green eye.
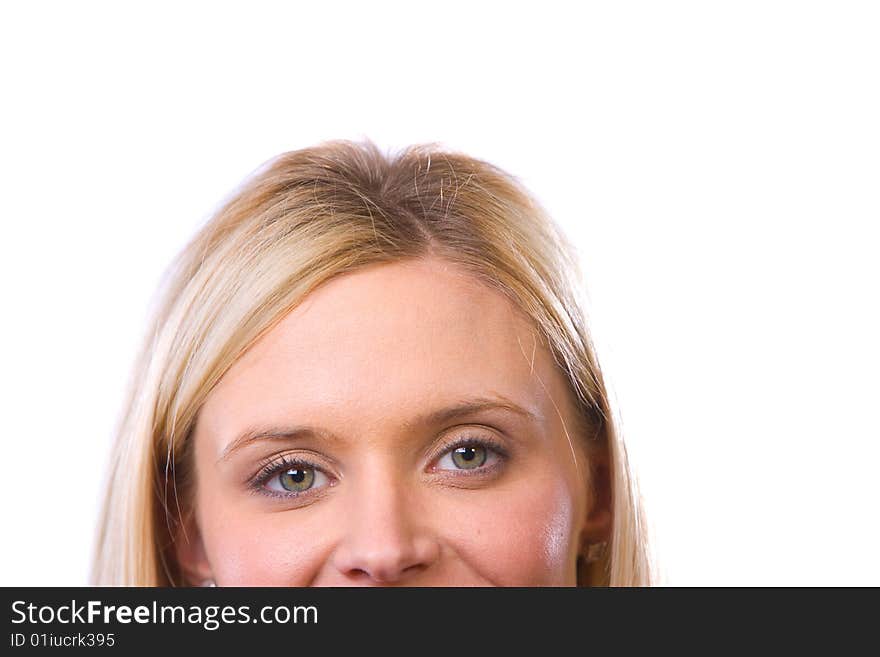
[258,458,331,498]
[278,467,315,492]
[450,445,488,469]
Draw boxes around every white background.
[1,1,877,585]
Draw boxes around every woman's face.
[180,256,609,586]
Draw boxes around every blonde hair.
[91,139,653,586]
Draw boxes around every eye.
[258,459,331,496]
[435,439,504,472]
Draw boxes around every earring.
[201,578,216,587]
[583,541,608,564]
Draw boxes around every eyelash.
[248,434,509,500]
[429,435,508,476]
[249,454,330,500]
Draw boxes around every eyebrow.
[217,396,539,463]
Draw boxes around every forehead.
[198,257,573,439]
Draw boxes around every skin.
[177,256,611,586]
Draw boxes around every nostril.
[402,563,425,575]
[346,562,423,585]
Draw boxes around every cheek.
[196,498,334,586]
[449,475,578,586]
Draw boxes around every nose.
[330,473,440,585]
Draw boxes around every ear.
[578,441,613,552]
[174,510,213,586]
